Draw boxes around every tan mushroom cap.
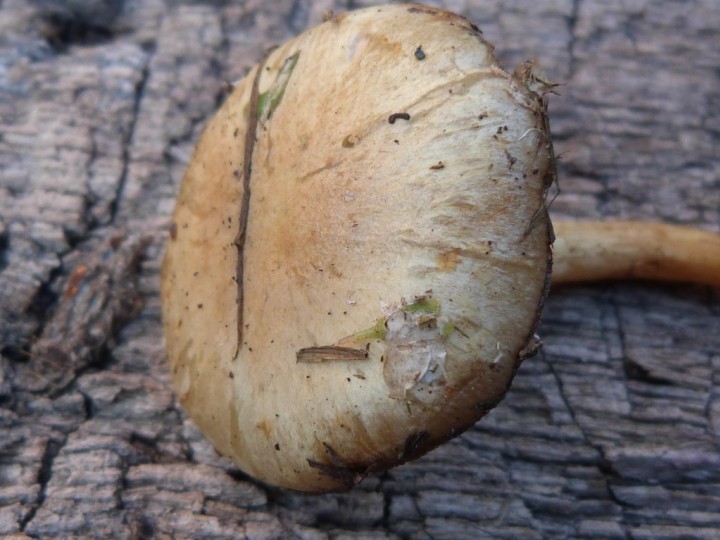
[161,3,554,492]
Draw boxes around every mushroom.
[553,221,720,286]
[161,3,720,492]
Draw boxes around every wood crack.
[18,437,63,532]
[110,47,153,224]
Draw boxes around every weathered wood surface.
[1,0,719,538]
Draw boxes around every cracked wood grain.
[29,232,147,395]
[1,0,719,538]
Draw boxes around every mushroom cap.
[161,3,553,492]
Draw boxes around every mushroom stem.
[552,221,720,286]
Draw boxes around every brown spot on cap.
[437,248,461,271]
[388,112,411,124]
[402,430,429,460]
